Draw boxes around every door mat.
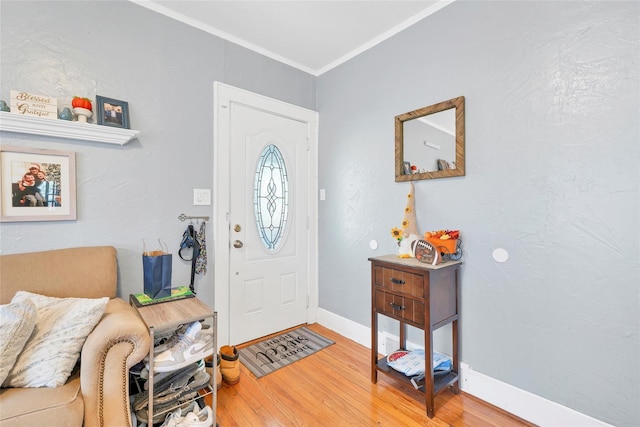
[238,327,335,379]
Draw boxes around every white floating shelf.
[0,111,140,145]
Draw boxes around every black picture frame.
[96,95,130,129]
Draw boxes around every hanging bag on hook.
[178,224,200,293]
[179,225,197,261]
[142,239,172,299]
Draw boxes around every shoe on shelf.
[144,359,205,391]
[158,402,188,427]
[150,322,214,373]
[154,370,210,405]
[135,393,199,425]
[152,321,210,357]
[159,402,201,427]
[153,322,191,354]
[146,322,195,365]
[220,345,240,385]
[180,404,214,427]
[133,363,200,410]
[153,391,199,422]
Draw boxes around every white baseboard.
[316,307,371,346]
[316,308,611,427]
[459,362,611,427]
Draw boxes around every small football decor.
[412,239,441,265]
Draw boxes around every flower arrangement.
[424,230,460,240]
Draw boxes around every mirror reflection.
[395,96,465,181]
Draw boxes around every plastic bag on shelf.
[387,349,451,377]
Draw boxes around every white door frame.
[213,82,318,345]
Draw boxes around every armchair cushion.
[4,292,108,388]
[0,369,83,425]
[0,246,151,427]
[0,300,37,385]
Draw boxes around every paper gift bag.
[142,249,172,299]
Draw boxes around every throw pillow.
[4,291,109,388]
[0,299,37,385]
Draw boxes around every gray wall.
[2,1,638,426]
[317,1,639,426]
[0,1,315,308]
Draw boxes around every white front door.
[214,83,318,345]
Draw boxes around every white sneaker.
[152,322,214,372]
[178,405,213,427]
[159,407,184,427]
[159,402,200,427]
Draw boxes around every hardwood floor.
[214,324,534,426]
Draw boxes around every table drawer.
[375,290,425,327]
[373,265,426,299]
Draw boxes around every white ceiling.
[131,0,453,76]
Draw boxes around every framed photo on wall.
[0,146,77,222]
[96,95,130,129]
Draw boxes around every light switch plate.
[193,189,211,206]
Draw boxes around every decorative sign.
[10,90,58,119]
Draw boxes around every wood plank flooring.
[214,324,534,426]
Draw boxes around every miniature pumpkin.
[71,97,92,111]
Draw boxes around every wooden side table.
[130,297,217,425]
[369,254,461,418]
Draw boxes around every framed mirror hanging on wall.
[395,96,465,182]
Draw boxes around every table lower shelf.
[376,357,458,395]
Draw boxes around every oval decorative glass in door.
[254,144,289,250]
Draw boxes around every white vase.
[72,107,92,123]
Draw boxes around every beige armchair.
[0,246,151,427]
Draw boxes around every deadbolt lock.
[234,224,241,232]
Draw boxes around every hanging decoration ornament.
[195,221,207,275]
[391,182,421,257]
[401,182,419,237]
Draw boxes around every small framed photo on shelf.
[0,146,77,222]
[96,95,130,129]
[403,161,412,175]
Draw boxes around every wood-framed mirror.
[395,96,465,181]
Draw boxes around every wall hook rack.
[178,213,209,222]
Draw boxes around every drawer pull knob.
[390,278,405,285]
[390,302,406,310]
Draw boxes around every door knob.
[233,240,243,248]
